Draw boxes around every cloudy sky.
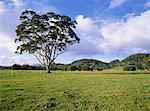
[0,0,150,66]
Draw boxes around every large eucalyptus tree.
[15,10,80,73]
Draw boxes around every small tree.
[15,10,80,73]
[12,64,22,70]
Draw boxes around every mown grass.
[0,70,150,111]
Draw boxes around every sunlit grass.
[0,70,150,111]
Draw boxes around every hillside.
[122,53,150,63]
[68,53,150,70]
[121,53,150,70]
[109,60,121,68]
[70,59,108,69]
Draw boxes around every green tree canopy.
[15,10,80,73]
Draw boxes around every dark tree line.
[11,64,45,70]
[7,64,104,71]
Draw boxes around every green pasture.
[0,70,150,111]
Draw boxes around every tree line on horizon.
[1,53,150,71]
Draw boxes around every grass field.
[0,70,150,111]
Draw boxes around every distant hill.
[69,59,108,70]
[109,60,121,68]
[68,53,150,70]
[122,53,150,63]
[121,53,150,70]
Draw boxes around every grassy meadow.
[0,70,150,111]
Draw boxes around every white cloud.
[71,15,103,56]
[0,11,32,66]
[0,6,20,52]
[100,10,150,54]
[0,32,18,52]
[71,10,150,57]
[76,15,95,32]
[109,0,128,9]
[0,54,38,66]
[10,0,25,7]
[0,1,6,13]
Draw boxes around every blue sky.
[0,0,150,65]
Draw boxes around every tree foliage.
[81,64,93,71]
[15,10,80,73]
[123,65,136,71]
[12,64,22,70]
[67,65,78,71]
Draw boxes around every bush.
[123,65,136,71]
[67,66,78,71]
[97,68,103,71]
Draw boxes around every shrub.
[97,68,103,71]
[123,65,136,71]
[67,66,78,71]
